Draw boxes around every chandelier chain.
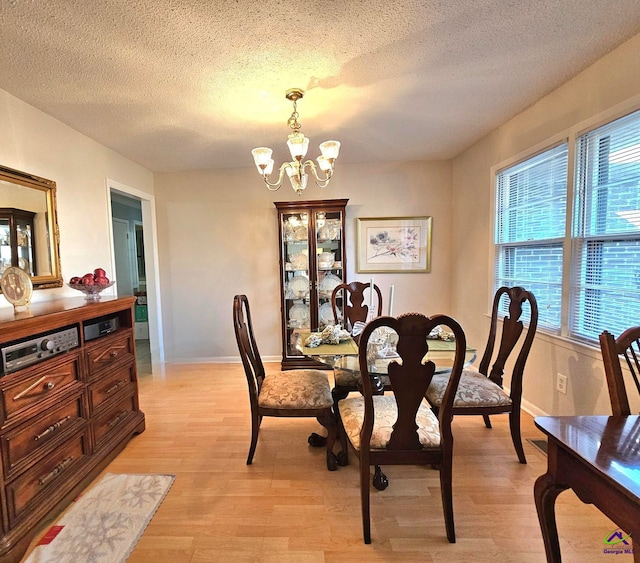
[287,100,301,132]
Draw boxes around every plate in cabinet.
[288,275,309,298]
[319,273,341,296]
[293,226,307,241]
[319,302,341,326]
[289,302,310,327]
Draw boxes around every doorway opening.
[108,181,163,376]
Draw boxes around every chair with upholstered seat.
[338,312,467,544]
[233,294,339,471]
[425,286,538,464]
[599,326,640,415]
[330,281,386,473]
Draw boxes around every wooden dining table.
[534,415,640,562]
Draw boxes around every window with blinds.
[494,108,640,344]
[495,143,568,330]
[571,110,640,342]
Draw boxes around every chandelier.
[251,88,340,196]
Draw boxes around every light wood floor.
[24,363,623,562]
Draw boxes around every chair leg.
[360,459,372,543]
[336,418,349,467]
[509,408,527,464]
[247,412,261,465]
[317,409,338,471]
[333,386,350,466]
[439,456,456,543]
[483,414,492,428]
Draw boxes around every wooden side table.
[534,415,640,562]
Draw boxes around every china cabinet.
[275,199,348,370]
[0,209,36,277]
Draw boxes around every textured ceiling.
[1,1,640,173]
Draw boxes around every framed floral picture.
[356,216,432,273]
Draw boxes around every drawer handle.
[109,351,118,358]
[13,377,56,401]
[35,415,71,441]
[107,411,129,428]
[38,456,74,487]
[105,379,127,394]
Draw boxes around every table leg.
[534,472,568,562]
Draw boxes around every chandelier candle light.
[251,88,340,195]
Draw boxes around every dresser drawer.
[0,352,83,426]
[6,430,90,526]
[1,392,87,477]
[87,363,135,413]
[85,331,135,380]
[92,392,138,450]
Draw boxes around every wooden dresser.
[0,296,145,562]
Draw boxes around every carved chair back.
[233,294,266,402]
[479,286,538,399]
[331,281,383,334]
[599,326,640,416]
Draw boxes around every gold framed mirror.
[0,164,62,291]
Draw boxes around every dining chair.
[599,326,640,415]
[232,294,339,471]
[425,286,538,464]
[329,281,385,470]
[338,312,467,544]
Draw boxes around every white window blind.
[495,143,568,329]
[571,110,640,342]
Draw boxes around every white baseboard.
[504,385,549,418]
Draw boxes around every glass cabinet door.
[315,209,344,328]
[276,199,348,370]
[16,216,35,276]
[282,210,311,337]
[0,219,11,275]
[0,209,36,276]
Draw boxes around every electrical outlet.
[556,373,568,394]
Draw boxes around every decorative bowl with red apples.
[67,268,115,301]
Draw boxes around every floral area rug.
[25,473,175,563]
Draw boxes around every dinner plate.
[293,226,307,241]
[289,253,308,270]
[319,273,341,295]
[289,302,310,327]
[319,302,340,326]
[288,275,309,298]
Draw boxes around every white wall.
[153,160,453,362]
[0,90,154,306]
[451,32,640,416]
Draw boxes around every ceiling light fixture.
[251,88,340,196]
